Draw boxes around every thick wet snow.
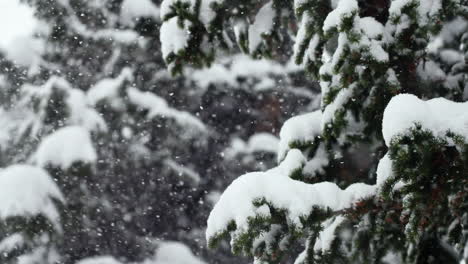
[206,149,376,240]
[382,94,468,145]
[34,126,97,169]
[0,165,64,226]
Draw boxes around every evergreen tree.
[0,165,64,264]
[0,0,314,263]
[160,0,468,263]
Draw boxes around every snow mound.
[323,0,358,32]
[278,111,322,162]
[160,17,191,62]
[375,154,405,191]
[206,149,375,241]
[34,126,97,169]
[245,133,279,153]
[382,94,468,145]
[0,165,64,225]
[152,241,206,264]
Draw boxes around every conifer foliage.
[160,0,468,263]
[0,0,314,263]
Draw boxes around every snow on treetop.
[190,54,289,90]
[323,0,358,33]
[0,165,64,226]
[150,241,206,264]
[67,89,108,132]
[76,256,123,264]
[225,133,279,158]
[278,111,322,162]
[127,87,206,131]
[206,149,376,241]
[245,133,279,153]
[0,233,25,253]
[87,68,133,106]
[160,17,191,64]
[359,17,384,39]
[22,76,107,132]
[198,0,223,26]
[313,216,346,253]
[120,0,160,25]
[389,0,442,25]
[382,94,468,145]
[34,126,97,170]
[248,2,276,54]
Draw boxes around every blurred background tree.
[0,0,318,263]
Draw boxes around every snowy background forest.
[0,0,315,263]
[1,0,468,263]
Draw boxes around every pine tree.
[0,165,64,264]
[0,0,314,263]
[160,0,468,263]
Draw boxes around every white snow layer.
[209,94,468,242]
[0,165,64,226]
[207,91,468,247]
[382,94,468,145]
[0,233,25,253]
[278,111,322,162]
[244,133,279,153]
[206,149,376,240]
[376,154,405,191]
[359,17,384,39]
[22,77,107,132]
[34,126,97,169]
[248,1,276,53]
[164,159,201,183]
[389,0,442,25]
[225,133,279,157]
[87,68,133,106]
[66,89,108,132]
[160,17,191,60]
[198,0,223,26]
[302,145,329,178]
[313,216,345,253]
[0,0,42,69]
[190,54,290,90]
[127,87,206,131]
[323,0,358,32]
[151,241,206,264]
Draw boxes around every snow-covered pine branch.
[161,0,468,262]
